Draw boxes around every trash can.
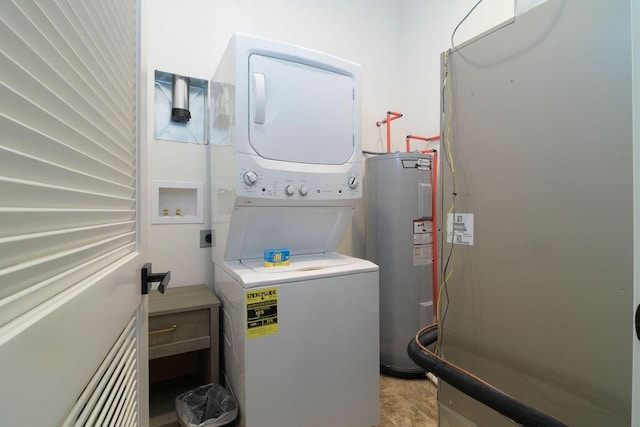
[175,383,238,427]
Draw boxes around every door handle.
[253,72,266,124]
[636,304,640,341]
[141,263,171,295]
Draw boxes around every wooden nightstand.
[148,285,220,427]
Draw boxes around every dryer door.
[248,54,355,165]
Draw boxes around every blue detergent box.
[264,248,290,267]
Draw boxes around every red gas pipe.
[376,111,403,153]
[405,134,440,152]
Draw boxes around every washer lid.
[248,54,355,165]
[223,253,378,288]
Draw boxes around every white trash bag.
[175,383,238,427]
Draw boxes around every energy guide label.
[246,287,279,338]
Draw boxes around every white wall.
[144,0,515,286]
[401,0,514,145]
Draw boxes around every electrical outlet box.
[200,229,212,248]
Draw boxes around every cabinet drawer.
[149,309,210,359]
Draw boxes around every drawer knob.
[149,324,177,335]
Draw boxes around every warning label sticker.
[447,213,474,246]
[246,287,278,339]
[413,220,433,245]
[413,244,433,266]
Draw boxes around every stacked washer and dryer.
[208,34,379,427]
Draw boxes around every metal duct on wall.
[171,74,191,123]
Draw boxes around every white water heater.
[365,152,434,377]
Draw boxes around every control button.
[284,185,296,196]
[243,171,258,186]
[299,186,309,196]
[348,176,359,189]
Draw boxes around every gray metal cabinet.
[437,1,634,426]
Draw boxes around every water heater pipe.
[376,111,403,153]
[406,135,440,310]
[422,148,438,310]
[406,134,440,152]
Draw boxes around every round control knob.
[242,171,258,186]
[348,176,359,189]
[284,185,296,196]
[298,186,309,196]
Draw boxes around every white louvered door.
[0,0,147,426]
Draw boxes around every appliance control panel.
[236,156,361,201]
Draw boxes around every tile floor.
[378,374,438,426]
[150,374,439,427]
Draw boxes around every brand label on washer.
[246,287,278,338]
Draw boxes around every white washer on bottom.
[214,253,379,427]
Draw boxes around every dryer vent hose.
[407,325,567,427]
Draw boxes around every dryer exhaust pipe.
[171,74,191,123]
